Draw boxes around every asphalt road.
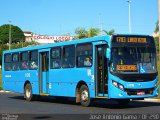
[0,92,160,120]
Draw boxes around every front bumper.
[109,85,159,99]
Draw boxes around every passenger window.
[62,45,75,68]
[4,54,12,71]
[76,43,93,67]
[50,47,61,69]
[29,50,38,70]
[20,52,29,70]
[13,53,19,62]
[12,53,19,71]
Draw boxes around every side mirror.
[106,48,111,60]
[106,48,111,67]
[107,59,111,66]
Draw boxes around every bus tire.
[24,83,33,101]
[80,85,91,107]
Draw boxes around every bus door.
[95,45,108,97]
[39,50,49,94]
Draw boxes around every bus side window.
[29,50,38,70]
[76,43,93,67]
[4,53,12,71]
[50,47,61,69]
[62,45,75,68]
[12,53,19,71]
[20,51,29,70]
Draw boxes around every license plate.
[137,91,145,95]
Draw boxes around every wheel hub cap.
[26,89,31,98]
[81,90,88,101]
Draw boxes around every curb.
[143,98,160,102]
[136,98,160,103]
[0,90,11,93]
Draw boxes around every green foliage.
[11,41,39,50]
[74,27,115,39]
[155,36,160,99]
[74,27,88,39]
[0,44,8,65]
[103,29,115,35]
[155,21,159,33]
[0,24,25,44]
[0,69,1,90]
[88,28,100,38]
[156,60,160,99]
[0,41,39,66]
[154,37,159,52]
[74,27,101,39]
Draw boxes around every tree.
[74,27,100,39]
[0,44,8,66]
[11,41,39,49]
[0,41,39,66]
[155,21,159,33]
[154,21,159,52]
[0,24,25,44]
[154,37,159,52]
[74,27,88,39]
[103,29,115,35]
[74,27,115,39]
[88,28,100,38]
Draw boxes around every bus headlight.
[112,80,124,91]
[119,84,124,91]
[112,81,118,87]
[154,81,159,89]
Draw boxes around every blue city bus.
[2,34,159,106]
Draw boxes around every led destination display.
[111,35,153,46]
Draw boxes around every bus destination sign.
[116,65,138,71]
[111,35,152,46]
[116,37,147,43]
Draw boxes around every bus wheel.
[24,83,33,101]
[80,85,91,107]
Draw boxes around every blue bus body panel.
[48,68,95,97]
[2,70,39,94]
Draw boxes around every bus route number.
[25,73,30,78]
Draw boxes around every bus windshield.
[110,46,157,74]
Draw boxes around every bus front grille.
[125,88,154,96]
